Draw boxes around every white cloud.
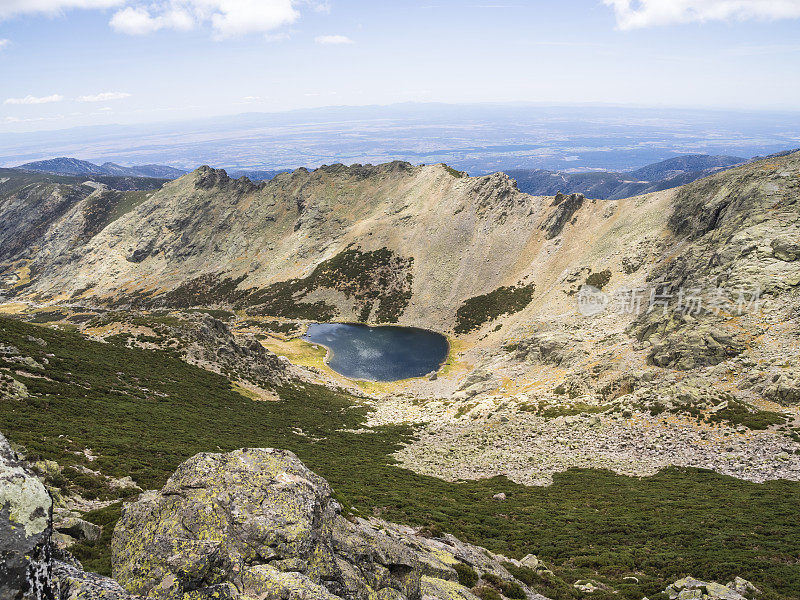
[78,91,132,102]
[604,0,800,29]
[109,5,194,35]
[0,0,319,39]
[4,94,64,105]
[315,34,353,44]
[0,0,124,20]
[0,39,10,49]
[110,1,300,38]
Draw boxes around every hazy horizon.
[2,1,800,135]
[2,102,798,174]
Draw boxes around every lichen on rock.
[1,432,54,600]
[111,448,545,600]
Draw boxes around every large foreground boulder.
[1,432,53,600]
[112,448,546,600]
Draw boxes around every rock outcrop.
[761,366,800,406]
[112,448,548,600]
[1,432,53,600]
[664,576,761,600]
[1,431,137,600]
[177,314,292,387]
[540,193,585,239]
[510,331,584,367]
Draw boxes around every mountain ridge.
[506,154,746,200]
[15,157,187,179]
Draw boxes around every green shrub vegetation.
[247,247,414,322]
[706,399,786,430]
[454,284,535,334]
[1,316,799,600]
[454,563,479,588]
[443,164,465,178]
[585,269,612,290]
[538,402,610,418]
[69,502,122,575]
[474,586,502,600]
[499,580,526,599]
[114,247,414,323]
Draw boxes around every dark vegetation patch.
[454,284,535,334]
[633,395,786,431]
[503,564,581,599]
[78,190,151,243]
[706,399,786,430]
[151,274,250,309]
[184,308,236,321]
[533,401,610,418]
[481,573,526,599]
[454,563,479,588]
[241,319,303,337]
[27,310,69,323]
[247,247,414,323]
[473,586,502,600]
[146,247,413,323]
[1,317,799,600]
[68,502,122,576]
[585,269,612,290]
[442,164,466,178]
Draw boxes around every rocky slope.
[1,161,546,331]
[1,433,764,600]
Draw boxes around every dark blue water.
[303,323,449,381]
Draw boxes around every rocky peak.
[192,166,258,194]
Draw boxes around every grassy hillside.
[1,316,799,599]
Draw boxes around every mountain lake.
[303,323,449,381]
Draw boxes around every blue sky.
[1,0,799,133]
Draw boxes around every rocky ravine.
[2,432,764,600]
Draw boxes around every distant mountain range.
[14,157,291,183]
[15,157,187,179]
[505,154,747,200]
[13,154,750,198]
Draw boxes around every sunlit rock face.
[111,447,547,600]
